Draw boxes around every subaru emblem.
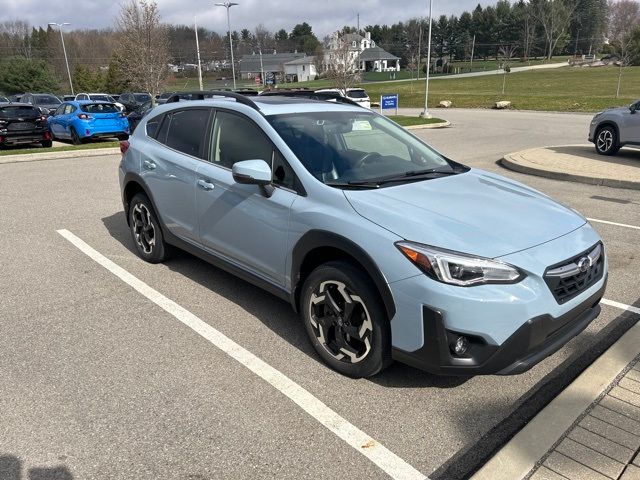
[577,257,591,273]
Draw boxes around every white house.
[284,56,317,82]
[323,30,400,73]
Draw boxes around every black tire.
[595,125,620,156]
[301,261,391,378]
[128,193,170,263]
[70,127,83,145]
[41,140,52,148]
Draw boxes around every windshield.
[0,96,8,102]
[89,94,113,102]
[268,111,455,186]
[159,93,173,99]
[347,90,368,99]
[80,103,119,113]
[134,93,152,102]
[34,95,61,105]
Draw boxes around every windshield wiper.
[325,181,380,189]
[348,168,458,186]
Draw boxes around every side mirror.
[232,159,272,186]
[232,159,275,197]
[630,103,638,114]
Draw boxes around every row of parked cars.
[0,87,371,149]
[0,91,157,148]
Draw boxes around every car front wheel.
[301,261,391,378]
[595,126,620,156]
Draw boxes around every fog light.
[453,336,469,356]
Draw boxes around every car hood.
[343,169,586,258]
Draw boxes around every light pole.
[214,2,238,90]
[48,22,74,95]
[195,16,204,91]
[420,0,433,119]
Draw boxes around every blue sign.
[381,94,398,109]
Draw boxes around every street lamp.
[420,0,433,118]
[214,2,238,90]
[48,22,74,95]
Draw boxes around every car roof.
[0,102,35,107]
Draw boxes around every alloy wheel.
[596,129,613,153]
[308,280,373,363]
[131,203,156,254]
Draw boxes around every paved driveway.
[1,109,638,480]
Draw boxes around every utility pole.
[195,17,204,91]
[420,0,433,118]
[357,13,360,34]
[417,24,422,80]
[469,34,476,72]
[48,22,74,95]
[214,2,239,90]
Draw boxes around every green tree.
[105,52,130,93]
[0,56,59,94]
[74,64,106,92]
[289,22,320,55]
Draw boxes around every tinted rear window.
[80,103,119,113]
[34,95,61,105]
[89,95,111,102]
[0,106,38,116]
[347,90,368,99]
[134,94,152,102]
[160,108,210,158]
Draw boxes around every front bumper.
[392,277,606,375]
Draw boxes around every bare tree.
[607,0,640,98]
[0,20,33,58]
[116,0,170,93]
[534,0,577,60]
[323,40,360,93]
[499,45,518,94]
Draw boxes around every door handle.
[143,160,156,170]
[197,179,215,191]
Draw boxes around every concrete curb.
[501,147,640,191]
[471,302,640,480]
[404,120,451,130]
[0,147,120,165]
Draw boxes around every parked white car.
[75,93,125,112]
[316,88,371,109]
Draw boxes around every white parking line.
[588,218,640,231]
[56,229,427,480]
[601,298,640,316]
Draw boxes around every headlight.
[396,241,525,286]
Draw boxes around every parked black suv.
[118,92,154,114]
[20,93,62,116]
[0,103,52,148]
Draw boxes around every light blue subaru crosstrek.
[119,92,607,378]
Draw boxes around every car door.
[140,107,212,242]
[620,101,640,144]
[195,109,298,286]
[61,104,77,137]
[48,104,66,137]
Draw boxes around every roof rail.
[165,90,260,111]
[258,89,363,108]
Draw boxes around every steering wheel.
[354,152,382,169]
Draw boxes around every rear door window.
[160,108,211,159]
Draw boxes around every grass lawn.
[0,141,119,156]
[361,66,640,112]
[386,115,446,126]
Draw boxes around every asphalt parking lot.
[1,109,638,480]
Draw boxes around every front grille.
[544,243,604,304]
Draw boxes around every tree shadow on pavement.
[431,298,640,480]
[101,211,468,389]
[0,455,73,480]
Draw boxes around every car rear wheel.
[128,193,170,263]
[595,126,620,156]
[70,127,82,145]
[41,140,52,148]
[301,261,391,378]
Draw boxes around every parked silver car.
[589,99,640,155]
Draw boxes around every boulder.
[494,100,511,109]
[438,100,452,108]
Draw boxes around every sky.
[1,0,495,36]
